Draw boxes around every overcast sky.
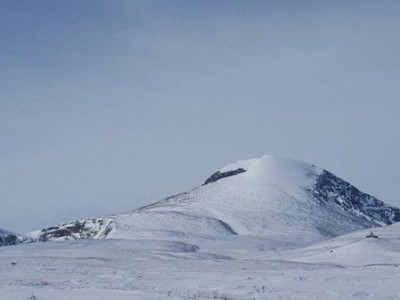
[1,1,400,233]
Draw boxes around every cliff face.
[311,170,400,225]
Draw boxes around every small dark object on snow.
[366,231,378,238]
[11,262,17,266]
[29,293,38,300]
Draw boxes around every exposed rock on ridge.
[204,168,246,185]
[0,229,19,247]
[311,170,400,225]
[28,218,115,242]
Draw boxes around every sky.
[1,1,400,233]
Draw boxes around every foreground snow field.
[1,223,400,300]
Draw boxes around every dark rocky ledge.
[204,168,247,185]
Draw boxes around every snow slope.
[26,155,400,253]
[2,225,400,299]
[286,222,400,266]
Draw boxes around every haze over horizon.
[1,1,400,233]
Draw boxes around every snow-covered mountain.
[26,155,400,251]
[3,155,400,299]
[0,228,19,247]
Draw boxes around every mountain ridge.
[12,155,400,252]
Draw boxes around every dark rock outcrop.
[0,229,19,247]
[32,218,115,242]
[204,168,247,185]
[311,170,400,225]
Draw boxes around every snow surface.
[286,222,400,266]
[2,224,400,299]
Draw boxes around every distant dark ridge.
[0,231,18,247]
[204,168,246,185]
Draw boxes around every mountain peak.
[19,155,400,253]
[204,155,323,196]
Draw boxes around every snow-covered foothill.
[26,218,115,242]
[286,222,400,266]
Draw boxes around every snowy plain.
[2,224,400,300]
